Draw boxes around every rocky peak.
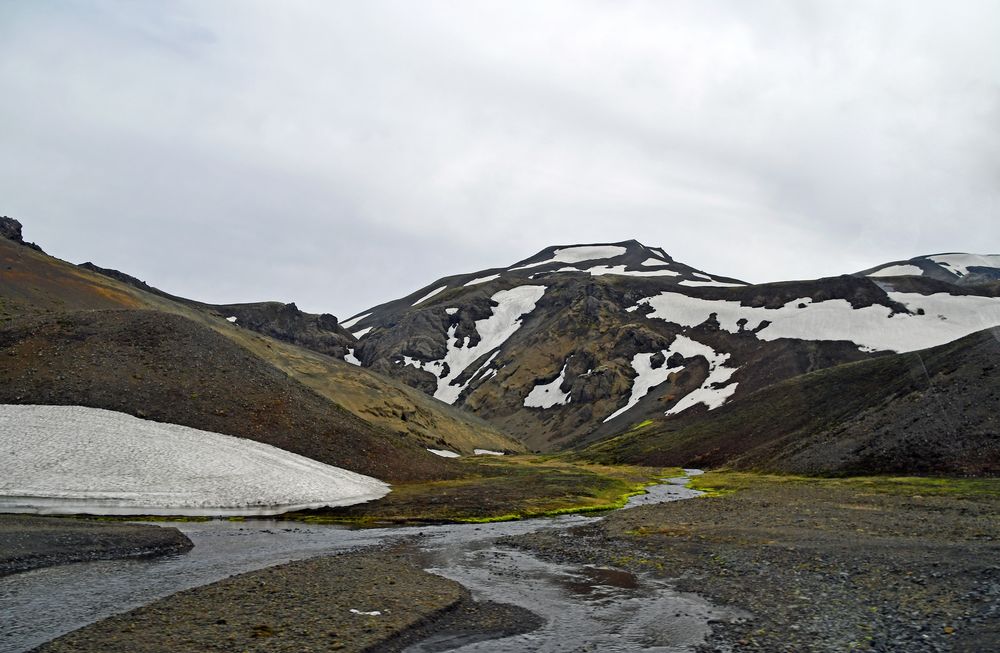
[0,216,43,252]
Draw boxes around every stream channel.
[1,470,741,652]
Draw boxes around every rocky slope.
[583,327,1000,475]
[344,240,1000,452]
[0,221,523,469]
[78,261,357,358]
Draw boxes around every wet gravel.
[33,546,471,653]
[0,516,192,577]
[504,480,1000,652]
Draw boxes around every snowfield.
[636,291,1000,353]
[604,335,739,422]
[927,253,1000,277]
[401,285,546,404]
[604,354,684,423]
[512,245,628,270]
[523,363,572,408]
[0,405,390,516]
[867,264,924,278]
[344,348,362,366]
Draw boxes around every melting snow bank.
[427,448,461,458]
[0,405,389,516]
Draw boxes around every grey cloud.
[1,0,997,317]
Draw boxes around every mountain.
[344,240,1000,452]
[859,253,1000,286]
[0,220,524,482]
[582,327,1000,475]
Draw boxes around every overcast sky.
[1,1,997,317]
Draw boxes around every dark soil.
[0,515,192,577]
[0,309,455,483]
[505,475,1000,652]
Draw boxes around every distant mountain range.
[2,216,998,476]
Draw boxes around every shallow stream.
[0,471,736,653]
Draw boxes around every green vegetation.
[690,471,1000,499]
[286,456,681,525]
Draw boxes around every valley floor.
[509,473,1000,652]
[8,471,999,652]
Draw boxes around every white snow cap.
[511,245,628,270]
[0,405,390,516]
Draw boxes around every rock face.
[211,301,355,358]
[0,216,42,252]
[342,240,1000,452]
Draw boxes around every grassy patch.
[690,471,1000,499]
[286,456,681,525]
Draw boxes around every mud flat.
[0,515,192,577]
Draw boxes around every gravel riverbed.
[504,478,1000,652]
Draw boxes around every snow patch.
[344,348,362,366]
[664,336,739,415]
[445,307,459,315]
[927,254,1000,277]
[603,354,684,422]
[867,264,924,278]
[474,449,505,456]
[340,312,371,330]
[0,405,390,516]
[511,245,628,270]
[603,336,738,421]
[401,286,546,404]
[523,364,571,408]
[588,265,679,277]
[350,609,382,616]
[412,285,448,306]
[464,273,501,286]
[677,279,745,288]
[427,449,460,458]
[225,316,238,323]
[641,258,671,267]
[636,291,1000,353]
[553,265,679,278]
[353,326,373,339]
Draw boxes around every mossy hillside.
[286,456,680,525]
